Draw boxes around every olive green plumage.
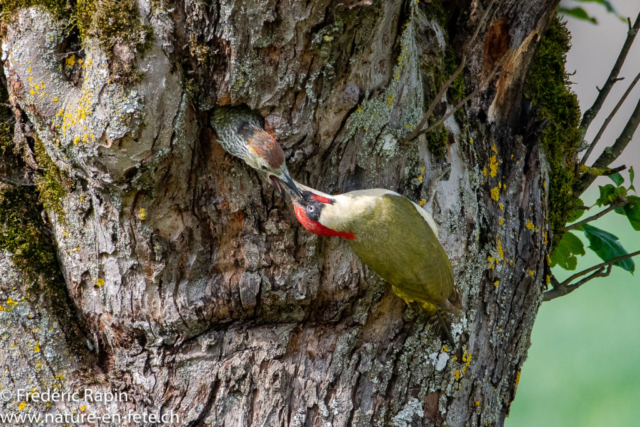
[290,184,462,315]
[344,194,459,313]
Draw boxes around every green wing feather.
[346,194,456,310]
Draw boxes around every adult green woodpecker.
[289,183,462,316]
[211,105,301,197]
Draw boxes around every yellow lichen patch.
[442,345,449,352]
[96,278,104,287]
[528,270,535,276]
[418,176,423,182]
[546,275,551,286]
[454,370,460,381]
[487,256,497,270]
[66,55,75,67]
[462,350,472,367]
[491,187,500,201]
[499,217,504,226]
[483,167,487,177]
[492,142,497,153]
[499,203,504,210]
[419,198,426,207]
[494,280,499,288]
[138,208,147,220]
[34,342,40,352]
[18,402,27,411]
[387,95,394,105]
[525,220,535,230]
[476,401,480,406]
[489,155,498,177]
[355,106,361,114]
[80,405,87,412]
[497,240,504,259]
[469,138,473,145]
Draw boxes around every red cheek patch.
[293,205,355,240]
[311,194,334,204]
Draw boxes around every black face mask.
[305,201,324,222]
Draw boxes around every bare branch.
[404,0,496,143]
[576,95,640,195]
[405,65,502,142]
[602,165,627,175]
[543,265,612,302]
[0,176,37,187]
[550,250,640,299]
[580,11,640,133]
[580,72,640,166]
[406,56,467,142]
[564,201,624,231]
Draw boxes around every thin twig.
[0,176,37,187]
[556,249,640,291]
[543,265,612,302]
[404,0,496,143]
[565,200,626,231]
[407,56,467,142]
[602,165,627,175]
[580,11,640,133]
[576,95,640,195]
[407,65,503,142]
[580,71,640,166]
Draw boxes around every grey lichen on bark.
[0,0,560,425]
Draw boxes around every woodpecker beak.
[272,170,302,198]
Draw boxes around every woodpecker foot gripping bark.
[435,310,456,347]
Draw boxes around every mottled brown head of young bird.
[211,105,301,197]
[289,183,462,315]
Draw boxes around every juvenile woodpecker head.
[291,187,356,240]
[211,106,301,197]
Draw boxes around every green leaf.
[571,0,616,13]
[558,7,598,24]
[630,166,635,186]
[582,224,635,273]
[596,184,617,206]
[623,195,640,231]
[569,0,626,21]
[567,197,586,223]
[550,231,585,271]
[609,172,624,187]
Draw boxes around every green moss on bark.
[426,124,448,161]
[2,0,152,85]
[524,17,581,248]
[33,137,69,222]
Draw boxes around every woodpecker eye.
[261,166,267,170]
[306,203,321,221]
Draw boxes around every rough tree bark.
[0,0,559,425]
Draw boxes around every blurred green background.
[508,1,640,425]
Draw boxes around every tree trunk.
[0,0,558,425]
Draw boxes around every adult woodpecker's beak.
[270,170,302,198]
